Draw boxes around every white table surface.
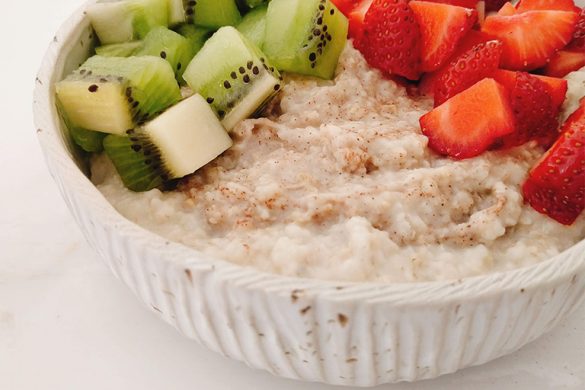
[1,1,584,389]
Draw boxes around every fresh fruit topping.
[331,0,363,15]
[492,72,558,149]
[515,0,579,13]
[104,94,233,192]
[420,78,515,159]
[347,0,374,42]
[433,40,503,106]
[484,0,507,12]
[179,0,242,28]
[424,0,478,8]
[497,2,517,16]
[409,1,478,72]
[567,8,585,51]
[357,0,422,80]
[184,27,282,131]
[236,3,269,49]
[263,0,349,80]
[482,10,579,71]
[543,50,585,78]
[522,100,585,225]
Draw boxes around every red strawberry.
[410,1,478,72]
[516,0,579,13]
[492,69,568,114]
[491,72,558,149]
[523,99,585,225]
[424,0,478,8]
[358,0,422,80]
[567,8,585,51]
[330,0,363,15]
[485,0,507,12]
[543,50,585,78]
[497,2,517,15]
[347,0,374,42]
[420,78,515,159]
[482,10,579,71]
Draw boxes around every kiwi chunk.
[95,41,144,57]
[56,56,181,135]
[167,0,241,28]
[237,4,268,48]
[104,94,233,192]
[136,27,192,79]
[240,0,270,9]
[175,24,213,59]
[264,0,348,79]
[70,127,107,153]
[87,0,169,44]
[183,26,282,131]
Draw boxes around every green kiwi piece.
[136,27,192,79]
[95,41,144,57]
[167,0,241,28]
[87,0,169,45]
[104,94,233,192]
[236,3,268,48]
[56,56,181,135]
[264,0,348,79]
[183,26,282,131]
[70,127,107,153]
[240,0,270,9]
[175,24,213,60]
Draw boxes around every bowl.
[33,1,585,386]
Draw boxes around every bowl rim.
[33,0,585,304]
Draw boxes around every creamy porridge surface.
[92,45,585,283]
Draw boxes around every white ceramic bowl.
[33,2,585,387]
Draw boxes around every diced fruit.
[237,3,269,48]
[420,78,515,159]
[104,94,233,192]
[357,0,422,80]
[347,0,373,42]
[87,0,168,45]
[567,8,585,51]
[484,0,507,12]
[56,56,181,135]
[410,1,478,72]
[515,0,578,13]
[425,0,478,8]
[263,0,349,80]
[497,2,516,16]
[135,27,191,79]
[433,40,503,106]
[239,0,270,8]
[492,72,558,149]
[95,41,144,57]
[492,69,568,114]
[522,99,585,225]
[331,0,363,15]
[168,0,242,28]
[543,50,585,78]
[70,127,107,153]
[183,27,282,131]
[175,24,213,61]
[482,10,579,71]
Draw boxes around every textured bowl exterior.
[33,2,585,386]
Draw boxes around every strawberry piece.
[516,0,579,13]
[358,0,422,80]
[492,69,568,114]
[497,2,517,16]
[330,0,363,15]
[485,0,507,12]
[522,100,585,225]
[433,40,503,106]
[347,0,374,42]
[482,10,579,71]
[567,8,585,51]
[424,0,478,8]
[543,50,585,78]
[492,72,558,149]
[420,78,515,159]
[410,1,478,72]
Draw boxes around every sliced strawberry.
[492,72,558,149]
[410,1,478,72]
[347,0,374,42]
[492,69,568,114]
[523,99,585,225]
[567,8,585,51]
[515,0,579,13]
[358,0,422,80]
[423,0,478,8]
[330,0,363,15]
[420,78,515,159]
[497,2,517,16]
[433,40,503,106]
[543,50,585,78]
[485,0,507,12]
[482,10,579,71]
